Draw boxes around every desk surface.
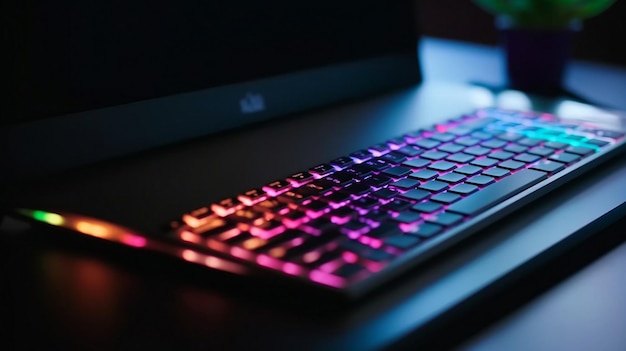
[3,37,626,351]
[421,37,626,351]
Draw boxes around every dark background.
[419,0,626,66]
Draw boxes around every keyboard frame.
[11,107,626,299]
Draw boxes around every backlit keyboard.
[20,108,624,298]
[164,107,626,296]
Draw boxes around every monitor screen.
[3,0,420,181]
[5,0,419,126]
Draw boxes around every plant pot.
[499,20,579,96]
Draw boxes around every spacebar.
[448,169,548,216]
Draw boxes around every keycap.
[330,156,354,169]
[466,175,495,186]
[384,234,421,249]
[470,157,498,168]
[518,138,542,147]
[395,145,423,157]
[309,163,335,176]
[391,211,422,224]
[419,180,449,193]
[426,212,464,226]
[565,146,594,156]
[530,160,565,174]
[514,153,541,163]
[288,171,314,184]
[428,161,457,172]
[350,150,373,162]
[363,159,392,171]
[446,153,475,164]
[413,139,440,149]
[437,172,467,184]
[455,136,481,146]
[482,167,510,178]
[430,132,456,142]
[333,263,366,279]
[211,197,242,216]
[409,169,438,181]
[438,143,465,153]
[481,139,507,149]
[430,192,461,204]
[449,183,478,195]
[365,223,403,239]
[383,166,413,178]
[371,188,399,200]
[364,175,393,188]
[399,189,430,201]
[455,165,482,175]
[325,171,357,187]
[447,169,548,216]
[341,182,371,196]
[403,158,430,169]
[389,178,420,189]
[369,143,390,155]
[488,151,515,160]
[405,223,442,238]
[411,201,442,213]
[548,152,581,164]
[504,144,528,153]
[380,151,408,164]
[346,164,375,179]
[382,199,413,212]
[498,160,525,171]
[421,151,449,161]
[263,180,291,195]
[528,147,554,157]
[463,146,491,156]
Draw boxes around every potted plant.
[473,0,616,95]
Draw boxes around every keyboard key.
[482,167,510,178]
[406,223,442,238]
[411,201,442,213]
[528,147,554,157]
[325,171,356,187]
[481,139,507,149]
[363,209,391,223]
[299,218,337,236]
[263,180,292,195]
[288,171,314,185]
[392,211,422,224]
[565,146,595,156]
[387,137,407,149]
[595,130,624,139]
[426,212,464,226]
[403,158,431,169]
[514,153,541,163]
[351,196,379,210]
[455,136,481,146]
[333,263,366,279]
[518,138,543,147]
[466,175,495,186]
[419,180,449,193]
[364,175,393,188]
[430,192,462,204]
[211,197,242,216]
[586,139,609,147]
[366,223,403,239]
[428,161,457,172]
[499,160,526,171]
[346,164,375,179]
[384,234,421,249]
[437,172,467,184]
[447,169,547,216]
[250,219,286,239]
[430,132,456,142]
[503,144,528,153]
[530,160,565,174]
[309,163,335,176]
[438,143,465,153]
[399,189,431,201]
[470,157,498,168]
[396,145,423,157]
[496,132,523,142]
[382,199,413,213]
[350,150,373,162]
[323,192,352,206]
[383,166,413,178]
[455,165,482,175]
[421,151,449,161]
[488,150,515,160]
[330,156,354,169]
[446,153,475,164]
[389,178,420,189]
[363,159,392,171]
[464,146,491,156]
[409,169,438,181]
[371,188,399,200]
[413,138,441,149]
[449,183,478,195]
[341,182,371,196]
[369,143,390,155]
[548,152,581,164]
[544,141,568,150]
[380,151,408,164]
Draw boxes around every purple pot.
[500,23,578,95]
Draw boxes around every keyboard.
[16,108,626,298]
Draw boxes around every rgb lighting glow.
[29,210,65,226]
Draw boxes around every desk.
[3,37,626,350]
[420,37,626,351]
